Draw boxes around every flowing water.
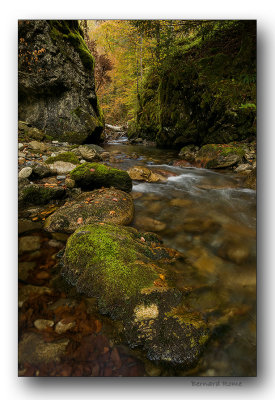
[18,138,256,377]
[104,139,256,376]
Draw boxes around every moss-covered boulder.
[61,223,210,367]
[44,188,134,233]
[70,162,132,192]
[195,143,246,169]
[18,20,104,144]
[19,183,66,206]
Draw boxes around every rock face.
[18,20,104,144]
[70,162,132,192]
[61,223,210,368]
[44,188,134,233]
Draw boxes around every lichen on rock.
[44,188,135,233]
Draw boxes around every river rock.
[34,319,54,331]
[55,320,76,334]
[28,141,48,153]
[44,188,134,233]
[62,223,209,368]
[70,162,132,192]
[75,145,103,162]
[30,163,54,180]
[235,163,253,174]
[19,167,33,179]
[49,161,76,174]
[18,20,104,144]
[19,235,41,254]
[19,183,66,206]
[127,166,166,183]
[244,167,256,190]
[18,285,53,308]
[18,332,69,365]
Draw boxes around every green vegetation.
[45,151,80,165]
[48,20,95,72]
[63,223,159,310]
[70,162,132,192]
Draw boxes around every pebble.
[42,156,48,161]
[34,319,54,331]
[55,319,76,334]
[80,159,86,163]
[56,175,66,180]
[52,140,59,144]
[18,143,24,149]
[18,167,33,179]
[18,151,25,157]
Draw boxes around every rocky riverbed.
[18,129,256,377]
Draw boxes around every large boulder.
[61,223,210,368]
[18,20,104,144]
[44,188,134,233]
[70,162,132,192]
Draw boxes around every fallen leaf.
[112,198,118,202]
[159,274,165,280]
[109,210,116,215]
[77,217,83,224]
[140,237,146,242]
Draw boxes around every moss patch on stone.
[70,162,132,192]
[45,151,80,165]
[48,20,94,72]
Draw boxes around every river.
[104,138,256,376]
[18,137,256,377]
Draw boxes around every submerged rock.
[44,188,134,233]
[61,223,209,368]
[18,332,69,365]
[70,162,132,192]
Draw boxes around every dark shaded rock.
[70,162,132,192]
[44,188,134,233]
[19,183,66,206]
[18,20,104,144]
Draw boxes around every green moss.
[63,223,159,309]
[45,151,80,165]
[48,20,94,72]
[70,162,132,192]
[20,185,65,205]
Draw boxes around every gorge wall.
[18,20,104,144]
[129,20,256,148]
